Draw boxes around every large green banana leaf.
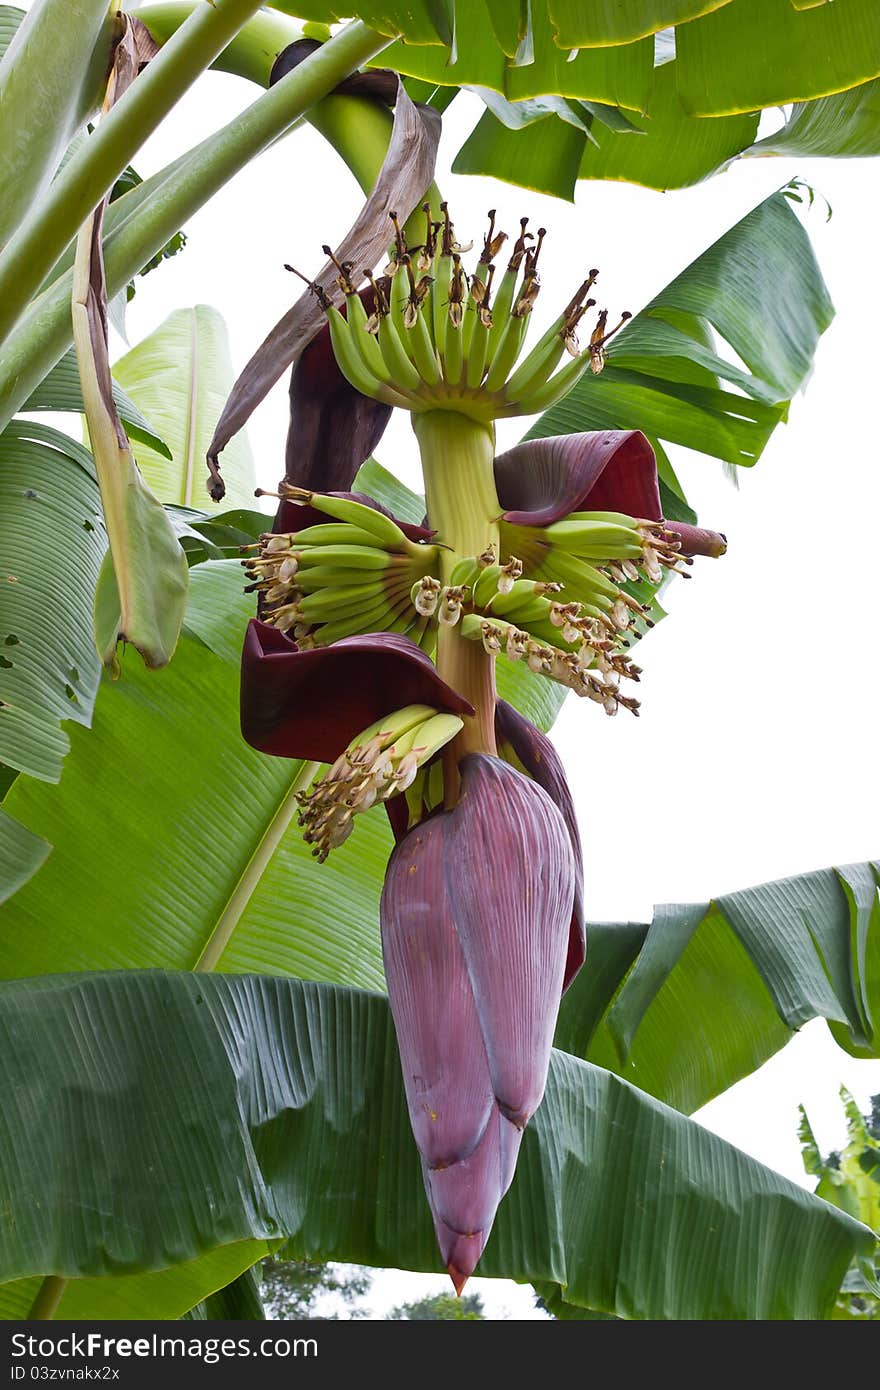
[0,562,389,985]
[21,348,171,461]
[454,61,759,194]
[0,420,105,784]
[0,970,872,1320]
[527,190,833,517]
[749,78,880,159]
[364,0,880,189]
[111,306,256,510]
[557,859,880,1115]
[675,0,880,114]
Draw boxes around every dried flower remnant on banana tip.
[236,207,727,1294]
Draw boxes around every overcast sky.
[18,4,880,1316]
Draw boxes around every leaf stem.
[0,0,118,249]
[193,760,319,973]
[27,1275,67,1320]
[0,20,396,430]
[0,0,275,344]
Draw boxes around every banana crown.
[292,206,630,423]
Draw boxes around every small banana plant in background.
[799,1091,880,1319]
[235,205,727,1289]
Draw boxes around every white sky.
[18,5,880,1317]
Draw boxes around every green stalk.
[133,1,301,86]
[194,760,318,972]
[0,0,118,250]
[27,1275,67,1320]
[0,0,273,343]
[415,410,500,771]
[0,21,395,429]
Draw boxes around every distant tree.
[260,1257,373,1320]
[799,1091,880,1320]
[388,1291,487,1320]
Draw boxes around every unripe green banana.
[285,523,392,549]
[314,594,400,643]
[459,612,488,644]
[405,711,463,763]
[406,306,442,385]
[471,563,504,607]
[295,561,408,590]
[566,509,640,528]
[350,703,438,751]
[448,555,481,589]
[533,550,620,600]
[444,319,463,385]
[298,587,393,623]
[326,305,391,401]
[461,262,487,358]
[343,290,389,380]
[486,264,519,359]
[389,250,410,327]
[504,350,591,415]
[484,311,529,393]
[503,314,566,401]
[378,310,423,392]
[283,490,412,548]
[433,252,452,357]
[465,315,491,390]
[540,519,644,559]
[426,757,444,811]
[295,544,400,572]
[488,585,554,625]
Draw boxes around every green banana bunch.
[292,206,631,424]
[242,488,440,645]
[297,703,464,860]
[503,511,692,585]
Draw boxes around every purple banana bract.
[381,754,575,1290]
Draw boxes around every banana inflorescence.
[297,703,463,859]
[289,206,630,423]
[243,479,694,714]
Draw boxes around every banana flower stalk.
[238,206,728,1289]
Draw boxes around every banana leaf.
[22,348,171,461]
[0,420,105,784]
[0,970,871,1320]
[111,306,255,509]
[528,190,833,513]
[748,78,880,158]
[675,0,880,115]
[558,859,880,1115]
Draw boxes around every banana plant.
[1,0,879,1321]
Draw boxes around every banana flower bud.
[381,755,575,1292]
